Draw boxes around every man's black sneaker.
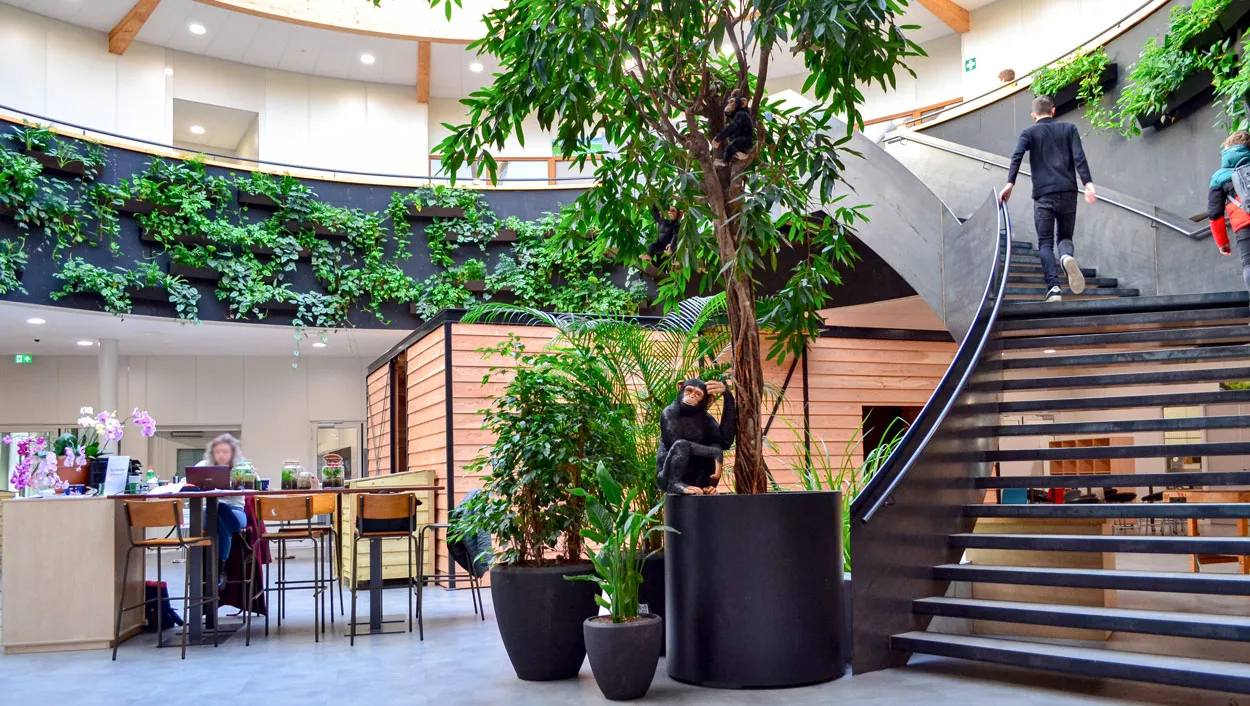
[1044,286,1063,303]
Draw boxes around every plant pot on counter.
[584,614,663,701]
[57,458,89,487]
[491,562,600,681]
[665,491,845,689]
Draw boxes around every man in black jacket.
[1001,96,1098,303]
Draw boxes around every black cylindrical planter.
[637,552,665,655]
[584,614,664,700]
[666,491,844,688]
[491,563,600,681]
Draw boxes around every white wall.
[0,355,367,485]
[0,3,428,175]
[959,0,1143,97]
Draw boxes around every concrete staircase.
[893,240,1250,694]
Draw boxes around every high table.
[122,485,439,643]
[1163,489,1250,573]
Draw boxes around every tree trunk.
[710,213,767,495]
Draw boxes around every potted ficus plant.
[455,338,620,681]
[570,464,667,701]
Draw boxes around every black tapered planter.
[491,562,600,681]
[666,491,844,689]
[584,614,663,700]
[637,552,666,655]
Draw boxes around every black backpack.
[1232,156,1250,214]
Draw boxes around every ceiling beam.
[917,0,970,34]
[417,40,431,104]
[109,0,163,55]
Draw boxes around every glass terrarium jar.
[231,460,258,490]
[280,459,300,490]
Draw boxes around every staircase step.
[914,597,1250,641]
[997,306,1250,333]
[932,563,1250,595]
[983,441,1250,462]
[892,632,1250,694]
[965,503,1250,520]
[983,366,1250,391]
[1010,265,1097,277]
[1000,324,1250,350]
[951,532,1250,554]
[976,471,1250,489]
[983,344,1250,371]
[984,388,1250,414]
[987,414,1250,437]
[1004,287,1139,297]
[1001,291,1250,319]
[1006,277,1120,288]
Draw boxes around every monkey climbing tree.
[411,0,922,494]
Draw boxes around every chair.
[246,495,327,644]
[349,492,419,645]
[416,523,487,640]
[310,493,344,623]
[113,499,219,660]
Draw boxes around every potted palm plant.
[455,339,620,681]
[571,464,667,701]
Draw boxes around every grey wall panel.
[920,0,1230,218]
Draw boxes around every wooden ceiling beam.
[917,0,970,35]
[109,0,163,55]
[417,40,431,104]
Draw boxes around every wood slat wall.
[365,365,391,477]
[387,321,954,582]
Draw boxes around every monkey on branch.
[710,89,754,168]
[656,379,736,495]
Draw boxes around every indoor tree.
[399,0,921,493]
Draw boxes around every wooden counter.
[1,496,144,654]
[340,470,437,587]
[967,517,1114,641]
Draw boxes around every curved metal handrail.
[889,130,1207,239]
[851,191,1013,524]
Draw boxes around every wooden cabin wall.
[365,365,391,478]
[405,325,451,575]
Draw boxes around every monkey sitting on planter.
[656,378,735,495]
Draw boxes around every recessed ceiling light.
[189,23,206,35]
[469,62,483,73]
[189,125,205,135]
[25,317,45,325]
[164,67,174,76]
[312,341,327,348]
[1043,349,1057,354]
[77,340,96,347]
[360,53,376,65]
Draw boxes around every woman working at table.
[196,434,248,569]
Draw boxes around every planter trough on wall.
[168,263,222,282]
[1138,70,1215,131]
[130,286,169,304]
[1049,63,1118,117]
[237,191,281,208]
[1219,0,1250,34]
[22,149,88,178]
[259,300,299,314]
[404,204,464,219]
[443,229,518,244]
[0,205,11,217]
[666,491,845,689]
[116,199,175,217]
[284,220,349,240]
[1181,23,1224,53]
[491,562,600,681]
[464,280,487,293]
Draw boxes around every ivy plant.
[0,238,26,295]
[1032,48,1114,127]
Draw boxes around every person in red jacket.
[1208,131,1250,296]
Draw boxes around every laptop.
[186,465,231,491]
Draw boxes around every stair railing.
[851,192,1013,525]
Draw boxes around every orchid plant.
[54,407,158,467]
[3,435,65,493]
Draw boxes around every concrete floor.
[0,545,1245,706]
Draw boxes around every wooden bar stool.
[247,495,327,644]
[311,493,344,624]
[349,492,419,645]
[416,523,486,641]
[112,499,219,660]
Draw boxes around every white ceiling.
[0,302,406,358]
[0,0,497,96]
[4,0,994,89]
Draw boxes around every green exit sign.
[13,354,32,364]
[964,57,977,72]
